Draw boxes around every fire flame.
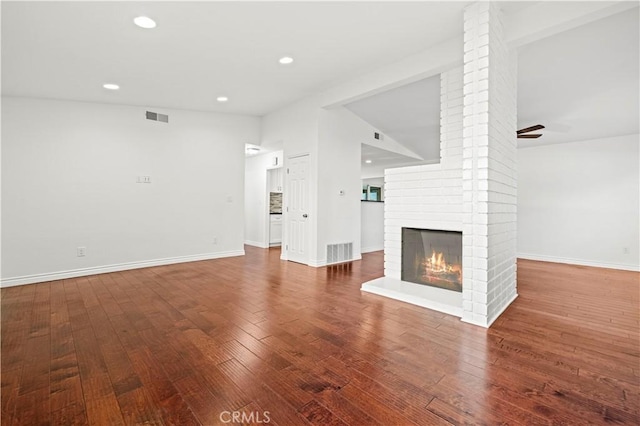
[426,250,453,273]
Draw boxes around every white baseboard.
[308,260,324,267]
[245,240,269,249]
[309,254,363,268]
[361,245,383,254]
[1,250,245,288]
[517,253,640,272]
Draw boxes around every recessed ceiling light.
[365,160,372,164]
[216,96,229,103]
[134,16,156,29]
[103,83,120,90]
[279,56,294,65]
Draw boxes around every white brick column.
[440,67,464,169]
[462,2,518,327]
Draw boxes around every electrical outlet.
[77,247,86,257]
[213,237,218,245]
[623,247,630,255]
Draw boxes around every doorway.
[267,167,283,254]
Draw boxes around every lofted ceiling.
[346,7,639,172]
[346,75,441,163]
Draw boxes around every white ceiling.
[362,144,425,168]
[1,1,466,116]
[361,143,427,177]
[2,1,637,172]
[345,7,639,172]
[517,7,639,147]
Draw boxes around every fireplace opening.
[401,228,462,292]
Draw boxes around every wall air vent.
[327,242,354,265]
[374,132,383,141]
[146,111,169,123]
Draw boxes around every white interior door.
[286,155,309,264]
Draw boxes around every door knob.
[302,214,308,218]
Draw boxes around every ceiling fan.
[517,124,545,139]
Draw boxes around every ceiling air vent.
[146,111,169,123]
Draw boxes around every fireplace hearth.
[401,228,462,292]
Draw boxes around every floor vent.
[327,242,353,265]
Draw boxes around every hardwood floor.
[1,247,638,425]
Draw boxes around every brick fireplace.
[361,2,518,328]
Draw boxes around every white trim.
[245,240,269,249]
[460,317,487,328]
[361,277,462,317]
[308,259,327,268]
[308,254,363,268]
[361,245,383,254]
[517,253,640,272]
[287,152,312,160]
[1,250,245,288]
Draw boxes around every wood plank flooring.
[2,247,638,425]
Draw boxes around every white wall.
[244,151,283,248]
[261,95,321,157]
[518,134,640,271]
[1,96,260,286]
[361,201,384,253]
[315,107,364,265]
